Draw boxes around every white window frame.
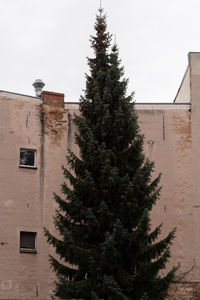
[19,148,37,169]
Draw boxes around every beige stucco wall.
[0,92,45,298]
[174,64,190,103]
[1,52,200,299]
[138,106,193,279]
[0,92,70,298]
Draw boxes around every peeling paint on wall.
[43,107,67,146]
[172,111,191,152]
[1,280,12,290]
[147,139,155,158]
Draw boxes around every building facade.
[0,52,199,299]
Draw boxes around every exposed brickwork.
[41,90,64,107]
[2,283,200,299]
[166,282,200,300]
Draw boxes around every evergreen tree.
[44,9,176,300]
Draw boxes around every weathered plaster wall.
[42,103,69,293]
[0,95,193,299]
[0,92,46,298]
[64,103,194,283]
[174,65,190,103]
[0,92,69,298]
[138,107,194,281]
[1,52,200,299]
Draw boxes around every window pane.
[20,232,36,250]
[20,149,35,167]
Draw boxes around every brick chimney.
[41,91,64,107]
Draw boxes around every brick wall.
[2,284,200,300]
[166,282,200,300]
[2,283,200,300]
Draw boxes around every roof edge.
[0,90,39,99]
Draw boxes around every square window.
[19,149,36,168]
[20,231,37,253]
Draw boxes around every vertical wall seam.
[40,106,45,224]
[163,115,165,141]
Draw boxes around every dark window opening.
[19,149,36,168]
[20,231,37,253]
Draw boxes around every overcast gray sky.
[0,0,199,102]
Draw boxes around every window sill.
[20,248,37,254]
[19,165,37,169]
